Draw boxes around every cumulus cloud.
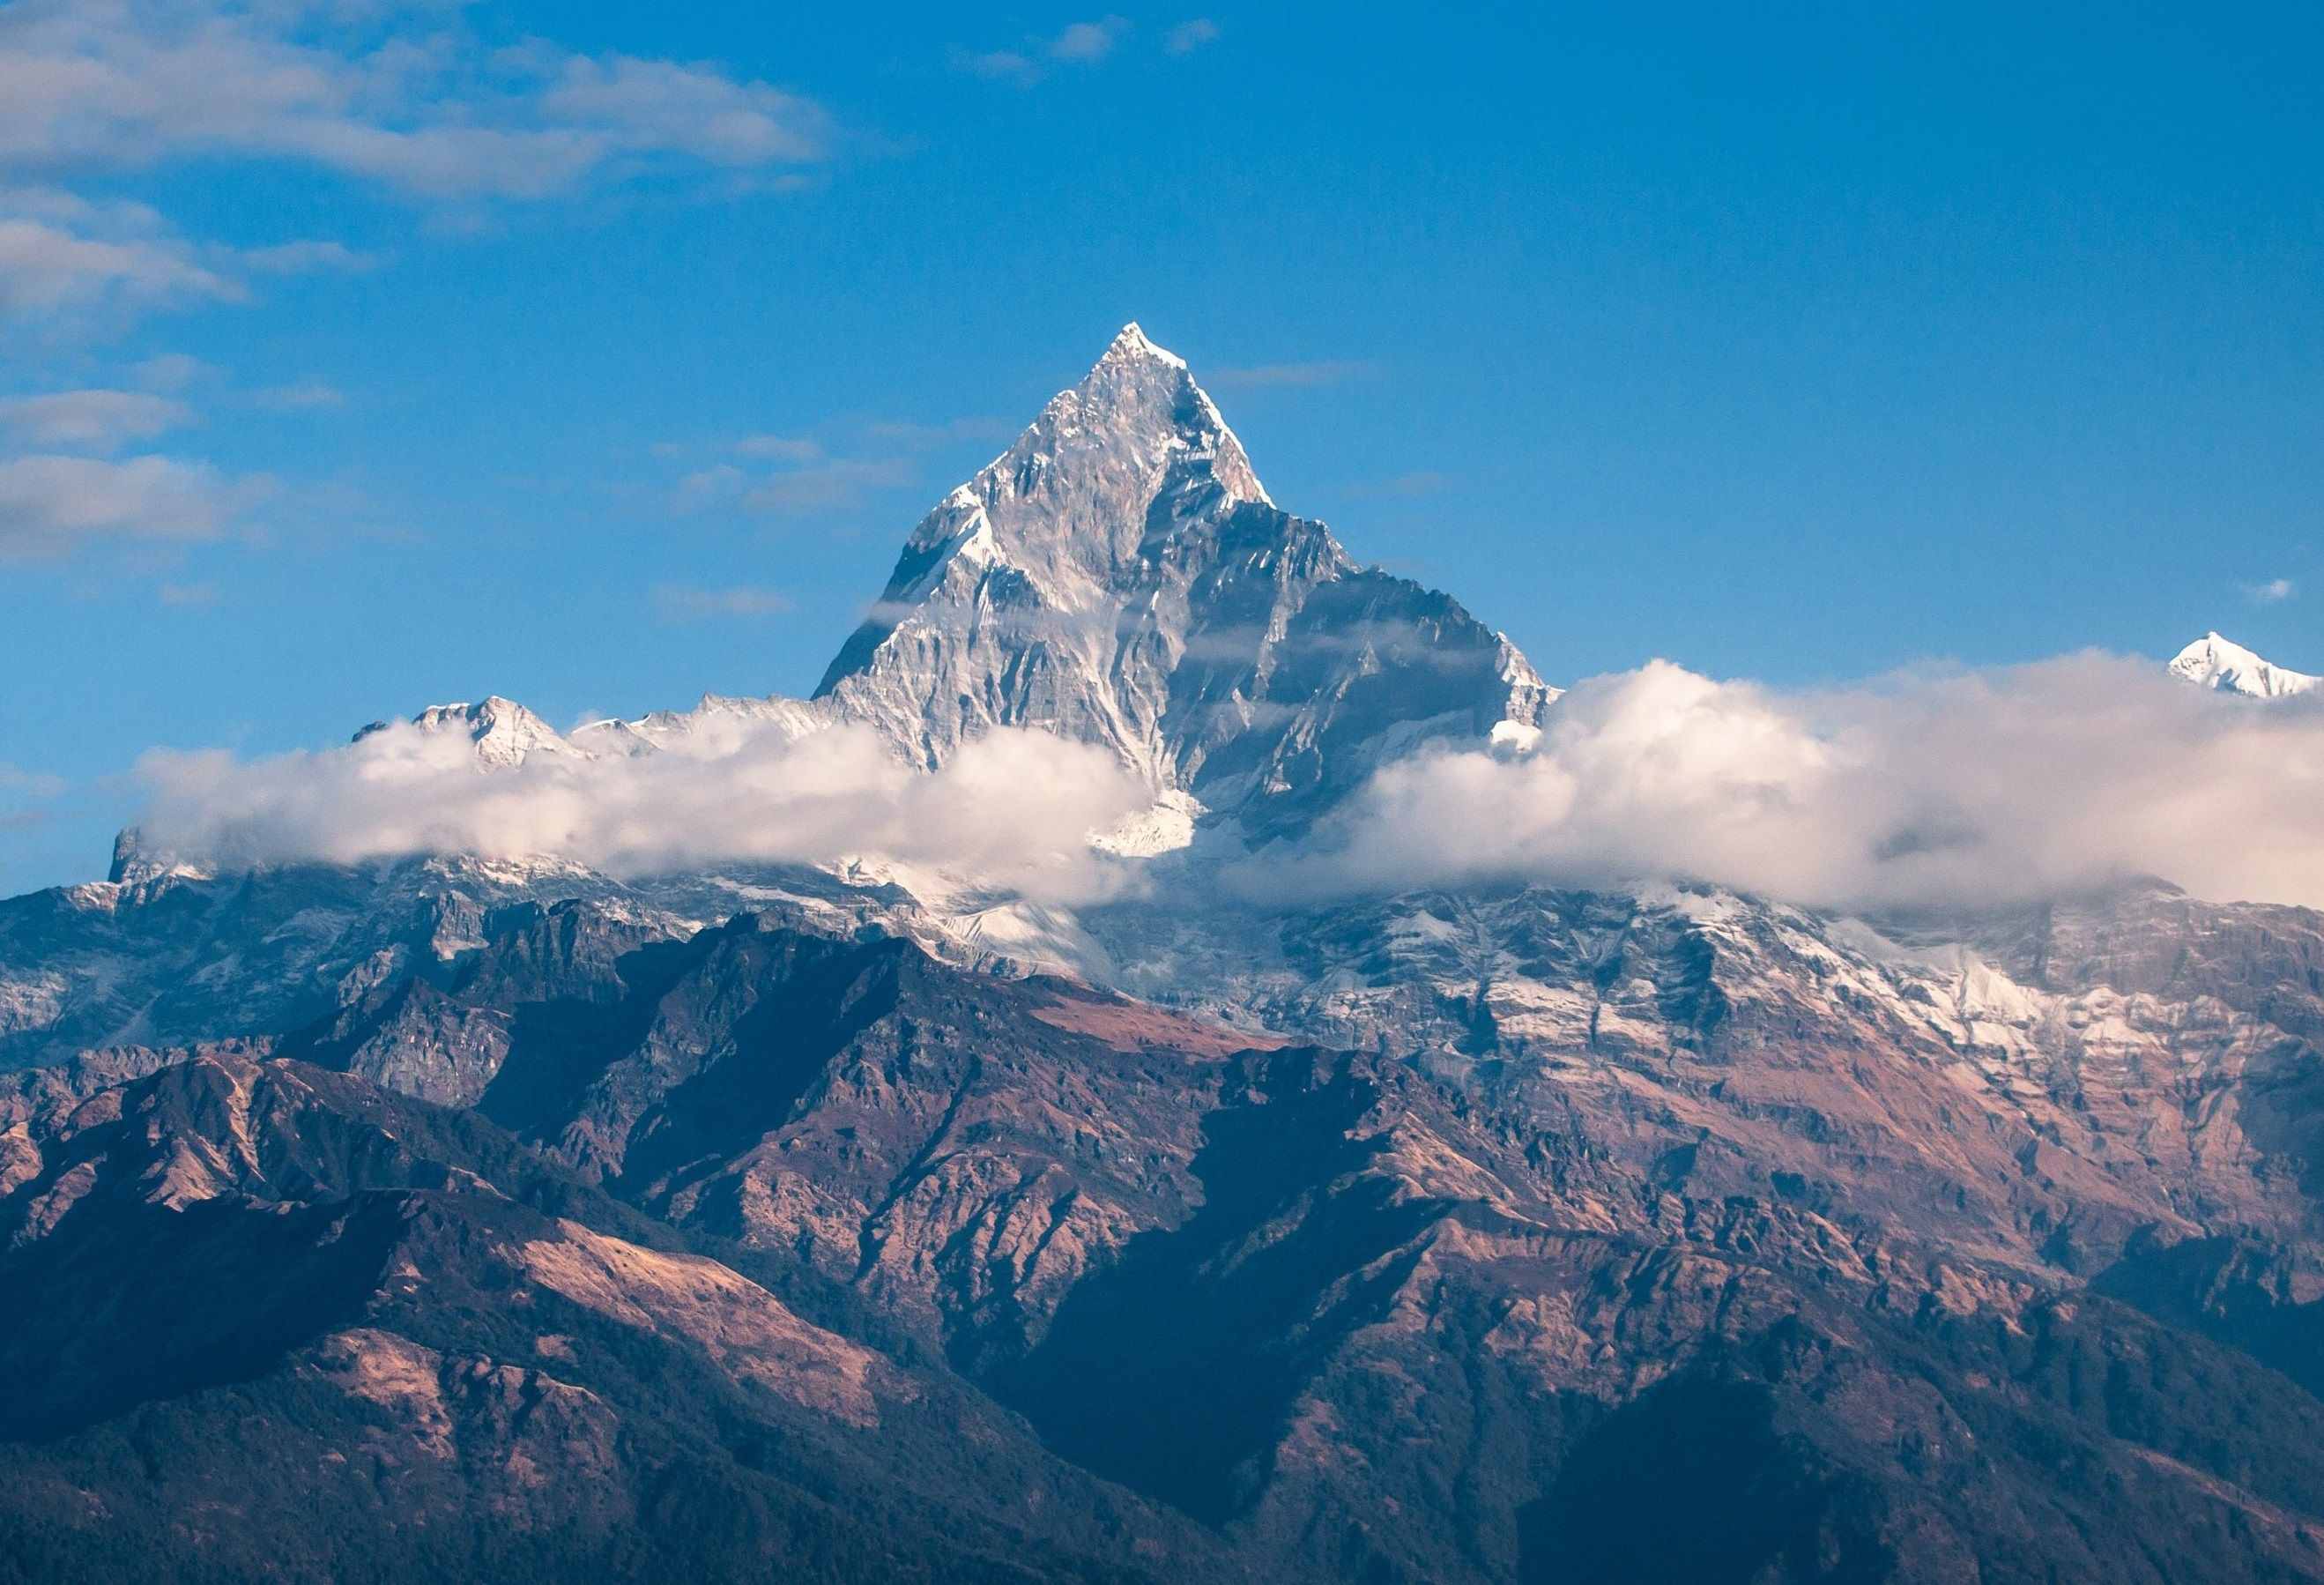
[1243,654,2324,912]
[131,720,1147,903]
[0,451,271,554]
[0,387,191,447]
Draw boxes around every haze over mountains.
[4,330,2324,1584]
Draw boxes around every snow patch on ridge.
[2168,632,2320,698]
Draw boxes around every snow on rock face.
[812,324,1557,833]
[2168,632,2320,698]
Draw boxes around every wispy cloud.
[0,762,67,798]
[0,188,242,326]
[236,240,382,275]
[1164,19,1221,55]
[132,353,212,391]
[157,579,217,606]
[951,47,1044,86]
[734,433,822,463]
[671,450,912,516]
[742,457,912,514]
[0,2,839,205]
[2244,577,2297,605]
[954,16,1133,86]
[0,452,272,557]
[0,190,375,335]
[1206,359,1377,390]
[673,462,746,510]
[651,582,794,621]
[0,387,191,448]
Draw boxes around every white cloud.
[0,190,243,323]
[157,579,218,606]
[0,451,271,554]
[652,583,793,621]
[1242,654,2324,912]
[1164,19,1221,55]
[132,720,1147,904]
[0,387,191,447]
[0,2,836,202]
[2245,577,2296,605]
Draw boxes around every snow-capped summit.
[813,324,1556,830]
[356,696,586,767]
[2168,633,2320,698]
[174,326,1553,857]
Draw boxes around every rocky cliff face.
[5,328,2324,1582]
[11,915,2324,1582]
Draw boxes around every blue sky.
[1,1,2319,895]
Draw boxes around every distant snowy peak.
[355,696,586,769]
[2168,633,2320,698]
[575,693,830,757]
[363,691,835,770]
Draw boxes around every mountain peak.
[2168,632,2320,698]
[808,329,1554,823]
[1097,321,1186,371]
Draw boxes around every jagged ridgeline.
[4,329,2324,1585]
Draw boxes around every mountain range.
[4,328,2322,1584]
